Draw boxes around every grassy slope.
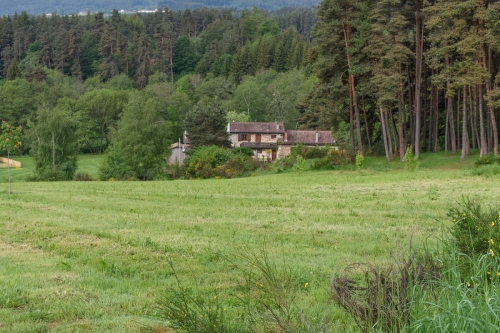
[0,151,499,331]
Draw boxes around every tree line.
[0,7,317,180]
[299,0,500,160]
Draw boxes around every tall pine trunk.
[478,84,487,157]
[380,106,391,161]
[414,0,423,158]
[398,88,405,161]
[447,89,457,154]
[461,86,470,160]
[486,45,498,155]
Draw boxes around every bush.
[310,149,355,170]
[474,153,500,167]
[355,151,365,170]
[232,147,254,157]
[99,148,136,181]
[26,157,78,181]
[185,146,232,179]
[448,198,500,262]
[404,145,419,171]
[74,171,93,181]
[293,155,306,174]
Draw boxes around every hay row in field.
[0,157,21,167]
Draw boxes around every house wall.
[168,148,186,164]
[277,145,292,159]
[230,133,284,147]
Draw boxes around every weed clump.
[474,153,500,167]
[330,247,439,332]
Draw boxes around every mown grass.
[0,154,106,184]
[0,151,499,332]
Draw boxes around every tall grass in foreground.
[409,199,500,333]
[156,199,500,333]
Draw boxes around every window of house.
[271,135,277,139]
[257,149,262,154]
[239,134,248,141]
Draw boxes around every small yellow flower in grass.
[467,281,471,287]
[304,282,309,288]
[492,221,495,227]
[497,272,500,277]
[490,249,495,257]
[490,239,495,245]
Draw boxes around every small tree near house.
[0,121,22,194]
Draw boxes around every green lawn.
[0,154,106,184]
[0,152,499,332]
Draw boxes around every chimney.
[276,123,279,130]
[315,131,319,143]
[284,131,288,142]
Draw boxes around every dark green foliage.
[184,145,260,179]
[27,106,79,181]
[99,90,172,180]
[6,59,22,80]
[98,148,136,181]
[173,36,201,79]
[184,145,231,179]
[184,98,231,148]
[232,147,254,157]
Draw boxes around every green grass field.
[0,152,499,332]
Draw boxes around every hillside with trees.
[0,7,317,179]
[0,0,320,16]
[2,0,500,181]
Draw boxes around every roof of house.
[285,130,335,145]
[228,122,285,134]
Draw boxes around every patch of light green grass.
[0,152,497,331]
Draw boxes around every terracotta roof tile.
[286,130,335,145]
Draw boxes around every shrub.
[99,148,136,181]
[26,158,78,181]
[448,198,500,262]
[232,147,254,157]
[185,145,232,179]
[474,153,500,167]
[165,160,185,179]
[355,151,365,170]
[74,171,93,181]
[404,145,419,171]
[293,155,306,174]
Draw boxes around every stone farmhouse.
[169,122,335,164]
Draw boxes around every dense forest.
[2,0,500,181]
[0,0,320,16]
[0,7,318,179]
[299,0,500,162]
